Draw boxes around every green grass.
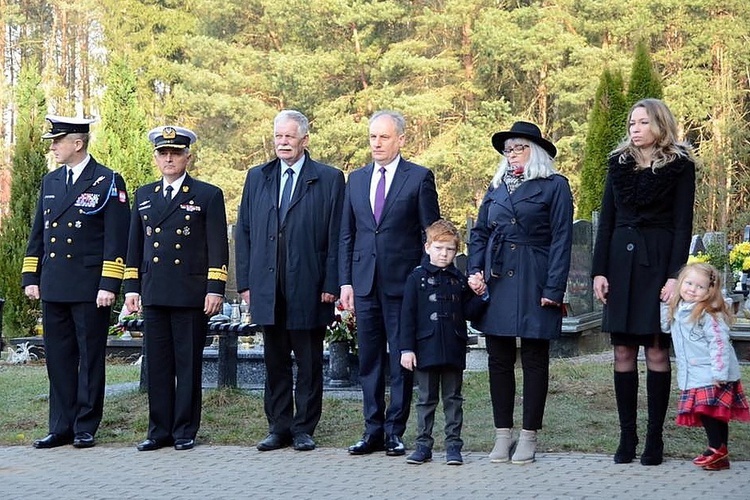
[1,357,749,460]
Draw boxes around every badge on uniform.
[146,226,152,236]
[74,192,100,208]
[180,204,201,212]
[183,226,191,236]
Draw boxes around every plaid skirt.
[676,380,750,427]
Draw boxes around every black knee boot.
[641,370,670,466]
[613,371,639,464]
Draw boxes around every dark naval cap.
[148,126,197,150]
[42,115,96,139]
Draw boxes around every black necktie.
[165,185,173,202]
[279,168,294,222]
[66,168,74,192]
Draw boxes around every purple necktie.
[373,167,386,223]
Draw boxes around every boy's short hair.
[425,219,460,247]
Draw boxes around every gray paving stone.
[1,446,749,499]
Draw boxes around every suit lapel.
[282,156,318,226]
[377,159,410,226]
[50,159,96,220]
[156,174,194,224]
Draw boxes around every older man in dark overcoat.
[235,110,345,452]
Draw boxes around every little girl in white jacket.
[662,262,749,471]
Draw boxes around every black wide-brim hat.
[492,121,557,159]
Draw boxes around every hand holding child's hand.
[468,271,486,296]
[400,352,417,371]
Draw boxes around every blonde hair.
[490,139,558,189]
[667,262,733,325]
[612,98,694,170]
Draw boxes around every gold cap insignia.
[162,127,176,139]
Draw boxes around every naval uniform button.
[144,215,149,221]
[176,229,182,235]
[66,254,72,259]
[67,222,73,227]
[155,227,161,234]
[185,215,191,221]
[50,252,56,258]
[67,238,72,244]
[52,222,58,228]
[153,257,159,263]
[154,242,159,248]
[174,259,181,265]
[50,237,56,243]
[626,243,634,251]
[175,244,181,250]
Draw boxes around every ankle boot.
[488,428,513,463]
[511,429,537,465]
[613,371,639,464]
[641,370,670,466]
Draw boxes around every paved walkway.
[1,445,748,499]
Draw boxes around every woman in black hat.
[592,98,696,466]
[467,121,573,464]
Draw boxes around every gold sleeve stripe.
[102,259,126,280]
[22,256,40,273]
[207,267,228,282]
[124,267,139,280]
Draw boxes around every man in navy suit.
[23,115,130,449]
[340,110,440,456]
[124,126,228,452]
[236,110,344,452]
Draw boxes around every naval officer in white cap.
[124,125,228,451]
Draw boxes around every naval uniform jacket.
[124,174,228,307]
[22,157,130,300]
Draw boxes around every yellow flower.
[687,253,710,264]
[730,242,750,272]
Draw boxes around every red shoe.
[693,444,728,467]
[702,457,730,471]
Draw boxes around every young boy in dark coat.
[399,219,488,465]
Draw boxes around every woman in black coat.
[468,122,573,465]
[592,98,696,466]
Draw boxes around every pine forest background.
[0,0,749,335]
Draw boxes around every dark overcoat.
[235,153,344,329]
[124,174,228,307]
[399,261,487,370]
[22,157,130,300]
[468,174,573,339]
[592,153,695,335]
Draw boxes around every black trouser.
[42,301,110,437]
[143,305,207,442]
[262,293,326,437]
[487,335,550,430]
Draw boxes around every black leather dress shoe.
[174,438,195,451]
[385,435,406,456]
[292,433,316,451]
[33,433,73,449]
[348,434,385,455]
[136,438,168,452]
[257,433,291,451]
[73,432,95,448]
